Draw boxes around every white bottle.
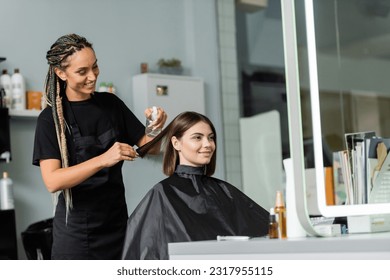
[0,171,14,210]
[0,69,12,109]
[145,106,162,137]
[11,68,26,110]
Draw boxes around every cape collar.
[175,165,205,176]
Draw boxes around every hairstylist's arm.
[40,142,139,193]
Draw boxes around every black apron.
[51,96,128,260]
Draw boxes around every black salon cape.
[121,165,269,260]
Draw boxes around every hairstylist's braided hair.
[45,34,93,220]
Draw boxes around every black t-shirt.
[33,92,145,166]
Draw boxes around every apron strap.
[63,94,82,139]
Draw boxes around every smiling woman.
[121,111,270,260]
[32,33,168,259]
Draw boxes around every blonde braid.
[55,80,72,219]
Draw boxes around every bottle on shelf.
[11,68,26,110]
[0,171,14,210]
[140,62,148,73]
[268,207,279,239]
[274,190,287,239]
[0,69,12,109]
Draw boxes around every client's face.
[173,121,215,167]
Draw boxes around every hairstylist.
[32,33,167,260]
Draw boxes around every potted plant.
[157,58,183,75]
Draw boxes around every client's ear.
[171,136,181,151]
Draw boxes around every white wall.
[0,0,224,259]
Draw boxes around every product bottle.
[0,171,14,210]
[145,106,161,137]
[274,190,287,239]
[268,207,279,239]
[140,62,148,73]
[11,68,26,110]
[0,69,12,108]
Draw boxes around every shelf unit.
[9,109,40,118]
[2,57,40,118]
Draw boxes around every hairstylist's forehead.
[62,47,96,70]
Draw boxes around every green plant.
[157,58,182,68]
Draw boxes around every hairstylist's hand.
[144,106,168,130]
[99,142,139,167]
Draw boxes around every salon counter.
[168,232,390,259]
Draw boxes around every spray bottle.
[145,106,161,137]
[268,207,279,239]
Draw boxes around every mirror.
[301,0,390,217]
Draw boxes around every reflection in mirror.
[302,0,390,217]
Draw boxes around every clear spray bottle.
[145,106,161,137]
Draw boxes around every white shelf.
[9,109,41,118]
[132,73,205,125]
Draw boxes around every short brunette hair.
[137,111,217,176]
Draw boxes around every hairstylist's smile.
[85,81,95,87]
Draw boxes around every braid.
[44,34,93,221]
[55,79,72,219]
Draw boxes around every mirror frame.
[304,0,390,217]
[281,0,317,235]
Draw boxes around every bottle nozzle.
[151,106,158,121]
[275,190,285,207]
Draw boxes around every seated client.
[121,111,269,260]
